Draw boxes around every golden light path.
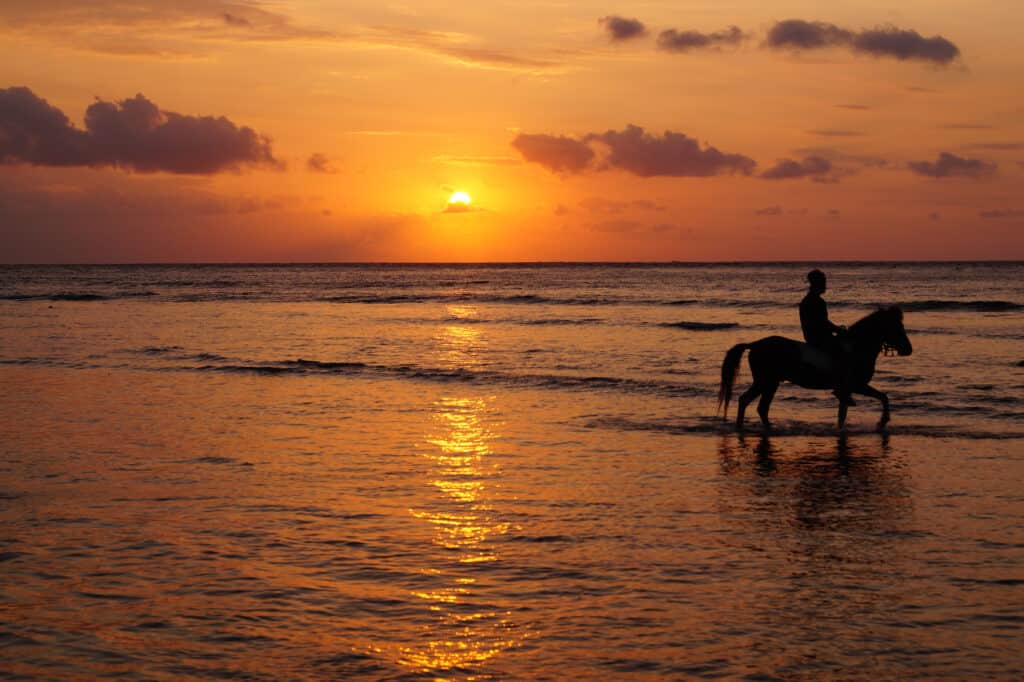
[397,304,523,675]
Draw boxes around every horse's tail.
[718,343,750,419]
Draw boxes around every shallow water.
[1,263,1022,679]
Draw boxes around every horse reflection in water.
[395,307,522,675]
[716,434,918,672]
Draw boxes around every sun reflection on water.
[395,308,522,675]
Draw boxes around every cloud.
[223,13,251,28]
[792,146,888,169]
[514,125,755,177]
[599,16,647,42]
[851,27,959,64]
[809,129,863,137]
[968,142,1024,151]
[978,209,1024,218]
[755,206,783,216]
[837,104,871,110]
[940,123,992,130]
[766,19,853,49]
[590,219,643,233]
[580,197,666,214]
[0,3,557,72]
[368,25,560,73]
[657,26,745,52]
[0,86,279,174]
[511,133,595,173]
[765,19,960,65]
[760,156,834,181]
[433,155,520,167]
[586,125,756,177]
[0,0,336,57]
[307,153,336,173]
[908,152,996,178]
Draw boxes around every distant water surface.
[1,263,1022,679]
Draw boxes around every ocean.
[1,263,1022,679]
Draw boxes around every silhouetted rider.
[800,269,855,406]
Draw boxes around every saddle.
[798,338,853,376]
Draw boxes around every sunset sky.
[2,0,1022,262]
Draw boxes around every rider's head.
[807,269,826,293]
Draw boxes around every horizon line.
[2,259,1023,267]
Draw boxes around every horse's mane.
[849,306,903,336]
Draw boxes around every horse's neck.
[850,326,883,367]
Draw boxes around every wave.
[898,300,1022,312]
[184,357,703,398]
[659,321,739,331]
[320,292,627,306]
[585,416,1024,440]
[1,291,156,301]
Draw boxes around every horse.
[717,306,913,430]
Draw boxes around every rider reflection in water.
[799,269,855,406]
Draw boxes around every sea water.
[1,263,1022,679]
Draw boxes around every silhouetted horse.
[718,307,912,430]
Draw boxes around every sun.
[449,191,471,206]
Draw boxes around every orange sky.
[1,0,1022,262]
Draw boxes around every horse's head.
[882,306,913,356]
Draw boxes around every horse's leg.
[756,381,778,430]
[837,402,849,430]
[857,384,890,431]
[736,383,762,431]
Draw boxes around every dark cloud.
[939,123,991,129]
[852,27,959,64]
[765,19,960,65]
[514,125,755,178]
[307,153,336,173]
[0,86,279,174]
[760,156,833,181]
[908,152,996,178]
[755,206,783,216]
[657,26,745,52]
[765,19,853,49]
[511,133,595,173]
[978,209,1024,218]
[599,16,647,42]
[585,125,756,177]
[837,104,871,110]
